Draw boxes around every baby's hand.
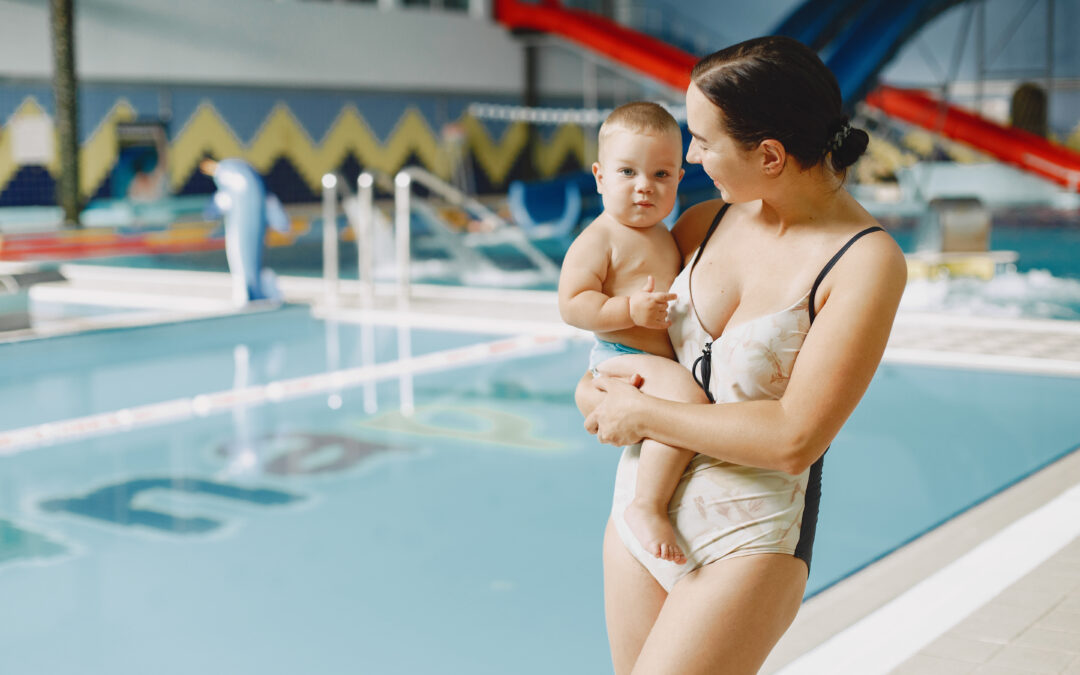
[628,276,678,329]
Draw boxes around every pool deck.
[9,263,1080,674]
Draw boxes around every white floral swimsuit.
[610,203,884,591]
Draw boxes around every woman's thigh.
[632,553,807,675]
[602,517,668,675]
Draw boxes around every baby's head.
[594,102,684,229]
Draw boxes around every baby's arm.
[558,227,676,332]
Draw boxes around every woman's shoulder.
[671,199,727,256]
[824,214,907,297]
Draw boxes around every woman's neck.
[756,165,846,236]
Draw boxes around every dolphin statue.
[201,158,290,307]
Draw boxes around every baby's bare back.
[598,222,682,359]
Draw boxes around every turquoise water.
[1,309,1079,674]
[76,208,1080,318]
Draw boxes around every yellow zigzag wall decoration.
[0,97,137,199]
[1,96,587,198]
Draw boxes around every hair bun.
[827,119,868,171]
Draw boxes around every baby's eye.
[655,170,670,178]
[618,168,634,176]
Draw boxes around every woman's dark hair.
[691,36,869,173]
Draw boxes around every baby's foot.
[624,499,686,565]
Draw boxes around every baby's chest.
[609,233,681,287]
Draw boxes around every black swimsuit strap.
[685,203,730,337]
[695,202,731,260]
[808,226,885,324]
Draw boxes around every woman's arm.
[576,371,642,418]
[585,233,907,475]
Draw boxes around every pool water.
[79,206,1080,318]
[1,308,1078,674]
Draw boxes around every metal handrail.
[324,165,562,308]
[321,170,378,308]
[399,166,560,274]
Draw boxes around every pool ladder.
[320,165,561,309]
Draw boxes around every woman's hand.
[584,375,647,446]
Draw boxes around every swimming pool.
[1,308,1078,674]
[75,204,1080,320]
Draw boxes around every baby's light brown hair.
[598,101,682,156]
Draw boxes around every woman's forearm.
[635,395,811,474]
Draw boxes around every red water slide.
[865,86,1080,192]
[495,0,1080,193]
[493,0,695,90]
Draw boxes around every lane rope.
[0,333,567,456]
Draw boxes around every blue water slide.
[771,0,867,51]
[821,0,966,105]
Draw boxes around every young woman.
[576,36,908,675]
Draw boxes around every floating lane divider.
[0,333,567,456]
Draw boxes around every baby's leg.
[596,353,711,565]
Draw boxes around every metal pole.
[1046,0,1055,124]
[583,57,599,165]
[976,0,985,115]
[394,171,412,309]
[49,0,80,227]
[322,173,339,307]
[357,172,375,310]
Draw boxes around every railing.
[391,165,561,301]
[322,164,561,309]
[320,171,377,309]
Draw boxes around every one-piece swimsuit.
[610,203,884,591]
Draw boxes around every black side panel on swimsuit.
[794,225,885,572]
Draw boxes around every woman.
[576,36,907,674]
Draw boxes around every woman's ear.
[759,139,787,176]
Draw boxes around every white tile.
[984,643,1075,673]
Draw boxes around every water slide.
[493,0,695,91]
[798,0,1080,191]
[494,0,1080,212]
[865,86,1080,191]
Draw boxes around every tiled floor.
[895,537,1080,674]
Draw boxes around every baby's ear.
[678,167,685,182]
[592,162,603,193]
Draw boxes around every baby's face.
[593,128,683,229]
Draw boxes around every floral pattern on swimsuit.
[610,232,813,592]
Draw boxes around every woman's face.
[685,82,759,203]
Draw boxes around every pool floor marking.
[0,333,566,455]
[777,480,1080,675]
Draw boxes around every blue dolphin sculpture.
[201,158,290,306]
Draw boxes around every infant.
[559,102,710,565]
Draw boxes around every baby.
[559,102,710,565]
